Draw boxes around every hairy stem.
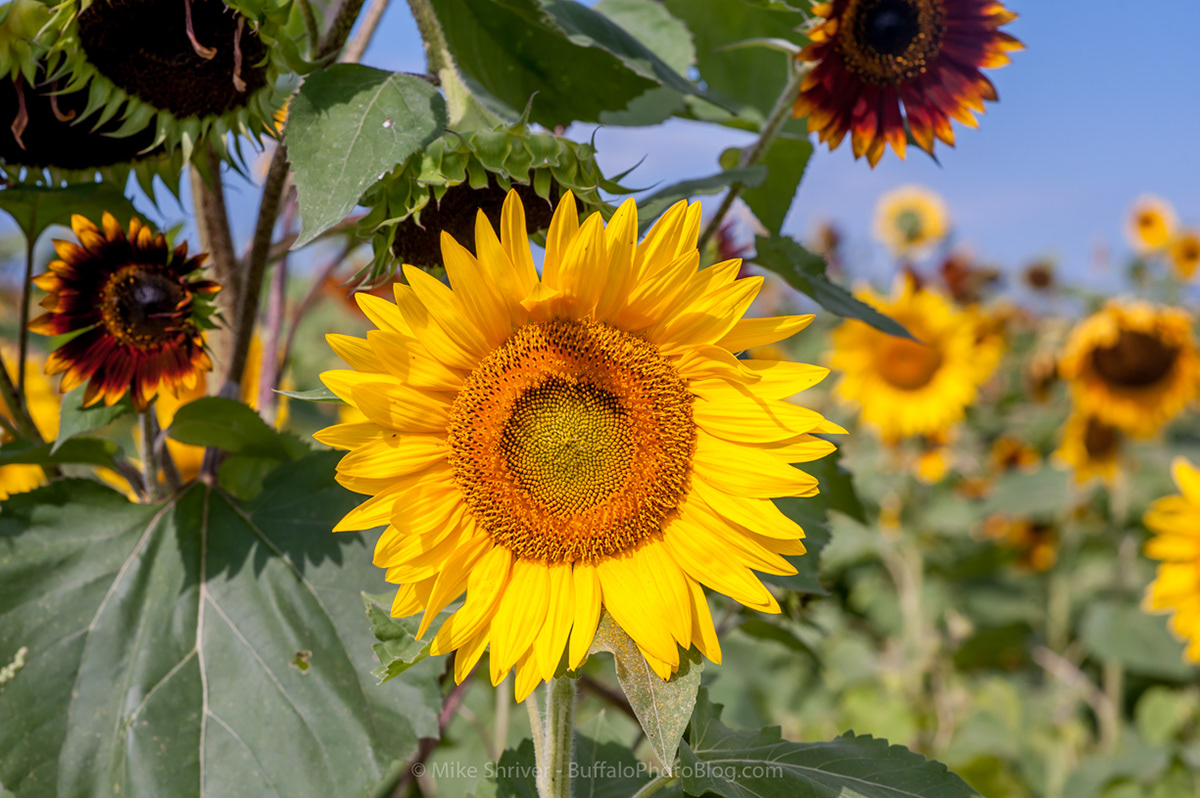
[138,411,162,502]
[631,775,679,798]
[406,0,496,126]
[532,677,576,798]
[191,154,240,372]
[696,61,805,251]
[295,0,320,57]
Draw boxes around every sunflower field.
[2,1,1199,797]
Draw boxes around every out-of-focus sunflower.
[794,0,1023,166]
[38,0,292,168]
[1170,230,1200,280]
[317,191,843,700]
[981,515,1057,571]
[1058,302,1198,438]
[28,213,219,412]
[1053,410,1121,486]
[0,349,60,500]
[873,185,949,259]
[1126,196,1177,255]
[1021,259,1056,291]
[989,434,1040,474]
[831,277,994,443]
[915,432,953,484]
[1143,458,1200,662]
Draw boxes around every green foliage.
[167,397,305,461]
[363,592,436,683]
[0,183,139,244]
[636,167,768,230]
[0,436,121,470]
[288,65,449,247]
[0,454,443,797]
[722,135,813,235]
[1081,599,1197,680]
[51,386,131,454]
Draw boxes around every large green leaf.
[0,453,442,797]
[431,0,711,128]
[0,183,140,245]
[1080,599,1198,681]
[724,134,813,236]
[167,397,300,461]
[680,689,981,797]
[752,236,914,340]
[289,65,447,247]
[763,495,830,595]
[51,386,132,454]
[0,436,121,470]
[587,613,702,769]
[594,0,695,127]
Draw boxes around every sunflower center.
[896,208,926,242]
[448,318,696,564]
[1084,417,1119,459]
[100,265,189,347]
[877,336,943,390]
[1090,331,1177,388]
[839,0,944,86]
[77,0,269,120]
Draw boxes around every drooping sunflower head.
[1053,409,1122,486]
[1058,302,1199,438]
[28,213,219,411]
[1126,195,1177,255]
[1143,457,1200,663]
[317,190,843,700]
[830,277,995,443]
[794,0,1023,166]
[873,184,949,258]
[1170,230,1200,280]
[38,0,292,166]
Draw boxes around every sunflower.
[1170,230,1200,280]
[1053,410,1121,486]
[1143,458,1200,663]
[980,515,1057,571]
[28,213,219,412]
[38,0,292,167]
[317,191,842,700]
[989,434,1040,474]
[0,349,60,500]
[873,185,949,259]
[1058,302,1199,438]
[830,277,994,443]
[1126,195,1177,255]
[794,0,1023,166]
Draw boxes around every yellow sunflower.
[1126,195,1177,255]
[1170,230,1200,280]
[316,191,842,700]
[0,349,60,500]
[830,277,994,443]
[1058,302,1199,438]
[981,515,1058,572]
[873,185,949,259]
[1143,458,1200,662]
[1053,409,1121,486]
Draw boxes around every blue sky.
[6,0,1199,290]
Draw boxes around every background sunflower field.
[2,1,1199,797]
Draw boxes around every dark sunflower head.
[29,212,220,411]
[794,0,1023,166]
[40,0,292,166]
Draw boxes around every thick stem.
[257,195,295,423]
[295,0,320,57]
[532,677,576,798]
[631,775,679,798]
[0,349,41,443]
[138,411,162,502]
[494,682,511,761]
[405,0,497,126]
[696,62,805,251]
[341,0,389,64]
[17,234,35,405]
[1100,661,1123,753]
[192,155,240,373]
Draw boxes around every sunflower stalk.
[406,0,501,127]
[697,60,806,251]
[341,0,390,64]
[192,154,240,373]
[529,676,576,798]
[16,233,34,404]
[138,410,162,502]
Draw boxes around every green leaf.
[587,612,702,769]
[1080,599,1198,680]
[0,453,442,797]
[0,183,140,245]
[752,236,914,340]
[811,448,867,524]
[594,0,695,73]
[431,0,713,128]
[275,387,346,404]
[737,134,813,236]
[289,65,447,247]
[636,167,767,230]
[762,496,830,595]
[681,688,981,797]
[51,386,132,454]
[363,592,434,684]
[167,397,295,461]
[0,436,120,469]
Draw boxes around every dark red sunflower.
[794,0,1023,166]
[29,213,219,411]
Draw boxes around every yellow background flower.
[1143,458,1200,662]
[873,185,949,258]
[1126,195,1177,254]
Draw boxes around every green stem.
[17,233,34,405]
[295,0,320,57]
[696,61,806,251]
[631,774,679,798]
[138,411,162,502]
[406,0,501,127]
[530,676,576,798]
[494,681,511,761]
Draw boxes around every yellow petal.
[489,559,551,683]
[499,189,539,294]
[320,370,450,433]
[685,577,721,664]
[534,563,574,682]
[442,230,512,346]
[404,265,491,360]
[691,475,806,541]
[355,293,411,334]
[693,432,820,498]
[716,315,815,353]
[313,421,386,451]
[596,545,681,666]
[366,329,465,391]
[569,564,601,669]
[542,191,579,288]
[335,432,448,478]
[393,283,483,371]
[333,465,457,532]
[433,544,514,655]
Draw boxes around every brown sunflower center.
[1084,417,1119,459]
[77,0,268,120]
[877,336,943,390]
[1090,331,1177,388]
[839,0,945,86]
[447,318,696,564]
[100,265,190,348]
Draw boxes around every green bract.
[356,120,620,283]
